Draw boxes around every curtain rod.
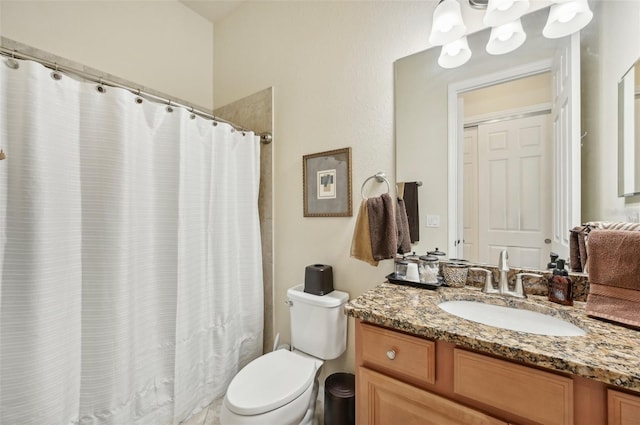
[0,46,273,144]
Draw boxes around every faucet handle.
[514,273,543,299]
[470,267,498,294]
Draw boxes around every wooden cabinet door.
[357,366,507,425]
[609,390,640,425]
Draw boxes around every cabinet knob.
[386,349,396,360]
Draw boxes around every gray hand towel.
[403,182,419,243]
[396,198,412,255]
[367,193,398,261]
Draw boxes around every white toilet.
[220,284,349,425]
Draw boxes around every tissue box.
[304,264,334,295]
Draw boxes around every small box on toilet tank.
[304,264,334,295]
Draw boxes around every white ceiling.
[180,0,246,24]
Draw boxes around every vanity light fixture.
[430,0,594,68]
[483,0,530,27]
[429,0,467,46]
[438,36,472,68]
[486,18,527,55]
[543,0,593,39]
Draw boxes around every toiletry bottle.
[548,259,573,306]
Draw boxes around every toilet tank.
[287,284,349,360]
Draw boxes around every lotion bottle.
[548,259,573,306]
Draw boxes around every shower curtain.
[0,58,264,425]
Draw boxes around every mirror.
[618,58,640,197]
[395,7,570,269]
[395,1,640,269]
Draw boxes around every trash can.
[324,372,355,425]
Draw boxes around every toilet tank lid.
[225,349,318,415]
[287,284,349,307]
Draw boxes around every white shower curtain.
[0,58,263,425]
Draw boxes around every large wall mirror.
[395,1,640,270]
[618,57,640,197]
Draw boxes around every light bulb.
[543,0,593,39]
[497,28,514,41]
[438,19,454,33]
[429,0,467,46]
[446,42,462,56]
[558,9,577,23]
[497,0,514,11]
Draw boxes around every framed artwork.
[303,147,352,217]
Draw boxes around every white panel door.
[477,114,551,269]
[463,127,479,263]
[551,33,580,261]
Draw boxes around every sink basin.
[438,300,586,337]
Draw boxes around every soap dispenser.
[548,259,573,306]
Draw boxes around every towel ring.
[361,172,390,200]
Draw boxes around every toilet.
[220,284,349,425]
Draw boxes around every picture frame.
[303,147,352,217]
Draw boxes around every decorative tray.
[385,273,444,290]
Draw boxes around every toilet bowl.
[220,285,349,425]
[220,349,322,425]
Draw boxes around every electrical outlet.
[426,215,440,228]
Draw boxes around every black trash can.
[324,372,355,425]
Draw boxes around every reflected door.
[475,114,552,268]
[463,127,479,263]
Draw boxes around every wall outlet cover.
[426,215,440,227]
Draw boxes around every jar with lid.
[404,253,421,282]
[419,254,440,284]
[394,256,408,279]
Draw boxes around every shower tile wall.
[214,87,274,354]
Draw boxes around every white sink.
[438,300,586,337]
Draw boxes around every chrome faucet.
[474,250,540,298]
[498,250,510,295]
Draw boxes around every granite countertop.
[345,282,640,392]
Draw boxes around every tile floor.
[180,390,324,425]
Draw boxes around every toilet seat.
[225,349,319,416]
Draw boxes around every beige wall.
[462,72,552,118]
[0,0,214,109]
[213,0,437,377]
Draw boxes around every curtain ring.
[166,100,173,113]
[97,78,106,93]
[50,62,62,80]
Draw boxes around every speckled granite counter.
[345,282,640,392]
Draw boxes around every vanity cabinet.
[355,320,626,425]
[356,320,508,425]
[608,390,640,425]
[358,366,506,425]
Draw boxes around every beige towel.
[396,182,405,200]
[585,229,640,327]
[367,193,398,261]
[350,200,378,266]
[569,225,589,272]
